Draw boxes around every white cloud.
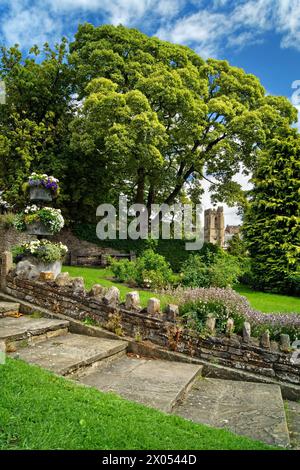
[1,0,300,57]
[156,0,300,58]
[1,1,63,48]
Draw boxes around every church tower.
[204,206,225,247]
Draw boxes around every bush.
[162,286,300,341]
[181,250,242,288]
[110,249,174,289]
[110,258,136,283]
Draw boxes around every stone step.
[285,400,300,450]
[77,356,203,413]
[0,315,70,350]
[172,377,290,448]
[0,301,20,317]
[11,333,128,376]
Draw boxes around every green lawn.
[63,266,173,309]
[63,266,300,313]
[0,358,273,450]
[235,284,300,313]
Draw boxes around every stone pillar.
[1,251,13,292]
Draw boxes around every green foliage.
[109,258,136,283]
[243,132,300,294]
[0,42,73,212]
[69,24,297,221]
[12,240,68,263]
[0,212,15,229]
[110,249,174,289]
[227,234,248,258]
[73,223,194,271]
[180,300,245,335]
[181,245,242,288]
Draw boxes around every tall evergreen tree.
[243,131,300,293]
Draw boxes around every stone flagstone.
[173,378,290,448]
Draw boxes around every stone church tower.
[204,206,225,247]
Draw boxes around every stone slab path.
[0,301,20,316]
[0,316,69,342]
[12,333,128,376]
[173,377,290,447]
[286,400,300,449]
[77,356,202,413]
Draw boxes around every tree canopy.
[0,23,298,223]
[69,23,297,218]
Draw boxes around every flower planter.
[26,222,52,236]
[29,186,52,202]
[17,257,62,279]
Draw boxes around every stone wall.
[4,267,300,387]
[0,226,36,253]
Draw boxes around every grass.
[62,266,173,309]
[62,266,300,313]
[235,284,300,314]
[0,358,274,450]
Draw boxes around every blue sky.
[0,0,299,224]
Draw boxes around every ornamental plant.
[13,205,64,234]
[12,240,68,264]
[25,172,60,196]
[161,286,300,341]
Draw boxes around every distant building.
[204,207,225,247]
[204,207,241,248]
[224,224,241,247]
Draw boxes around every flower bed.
[161,286,300,341]
[13,205,64,235]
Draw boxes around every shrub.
[110,249,174,289]
[110,258,136,283]
[181,251,242,288]
[162,286,300,341]
[12,240,68,264]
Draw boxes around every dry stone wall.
[4,266,300,387]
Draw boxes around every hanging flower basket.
[25,172,60,198]
[29,186,53,202]
[13,206,65,235]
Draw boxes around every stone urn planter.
[29,186,52,202]
[16,257,62,280]
[26,222,52,236]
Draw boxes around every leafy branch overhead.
[0,24,298,222]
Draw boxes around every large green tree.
[243,131,300,294]
[0,41,73,210]
[69,23,297,218]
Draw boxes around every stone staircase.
[0,308,294,448]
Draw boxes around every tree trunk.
[135,167,145,204]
